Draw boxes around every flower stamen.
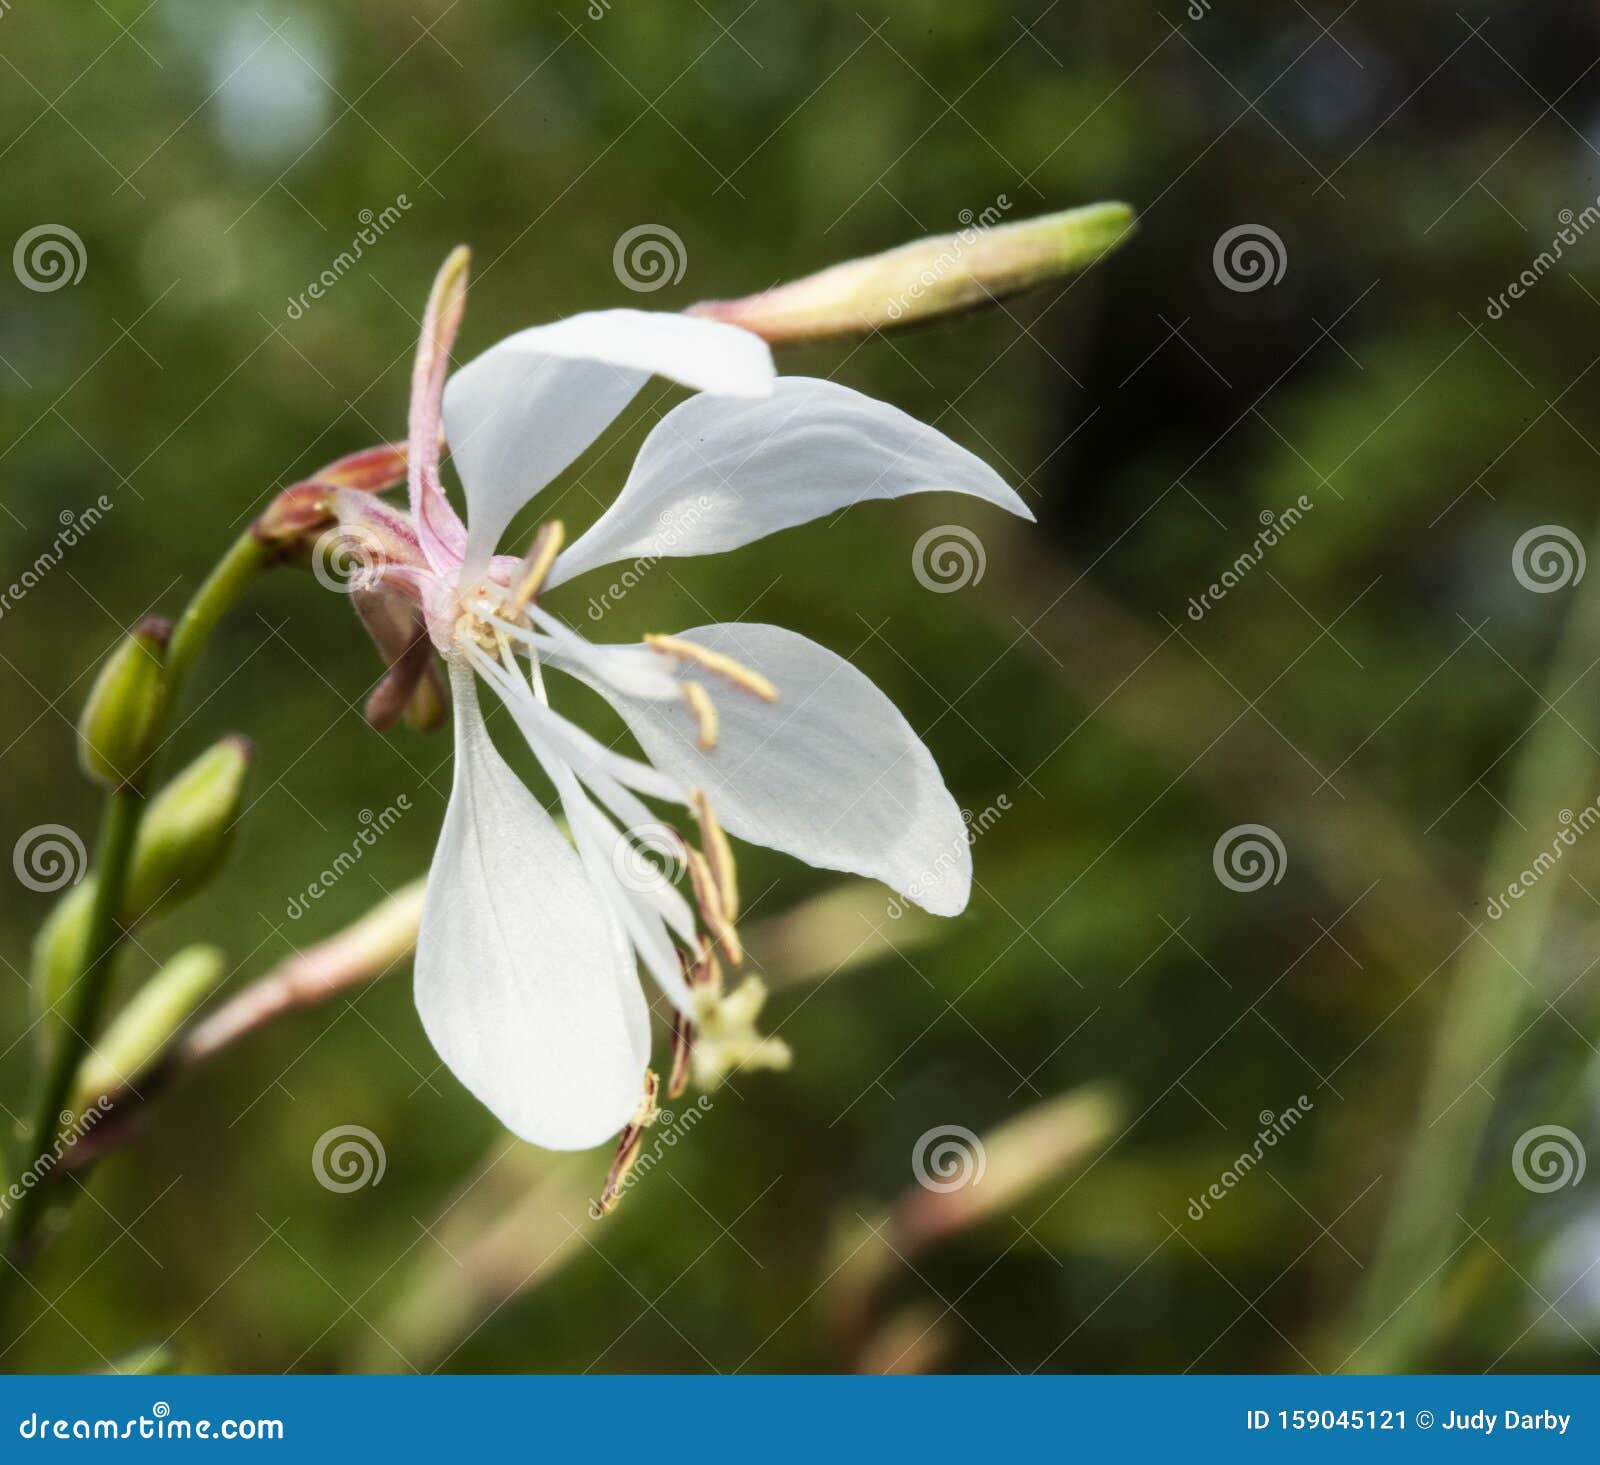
[645,634,779,703]
[506,520,565,619]
[686,845,743,966]
[680,680,718,750]
[688,787,738,920]
[595,1068,661,1217]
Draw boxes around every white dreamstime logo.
[284,195,412,320]
[1512,1125,1586,1193]
[13,225,87,292]
[1212,224,1287,293]
[13,825,88,893]
[1212,824,1286,892]
[912,525,986,593]
[911,1124,987,1193]
[611,823,686,895]
[1512,525,1585,594]
[311,1125,386,1192]
[310,527,382,595]
[613,224,687,293]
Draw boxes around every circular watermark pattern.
[310,528,382,595]
[311,1124,387,1192]
[1511,1124,1586,1193]
[912,525,986,593]
[13,824,87,893]
[1212,824,1287,892]
[1212,224,1287,293]
[14,224,87,292]
[611,823,685,895]
[612,224,687,293]
[1512,524,1585,594]
[911,1124,988,1193]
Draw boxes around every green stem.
[161,532,275,712]
[1342,525,1600,1370]
[7,790,142,1257]
[5,531,273,1267]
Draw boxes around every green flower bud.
[688,201,1136,343]
[122,735,253,923]
[77,618,170,789]
[30,882,92,1034]
[70,944,226,1112]
[31,737,253,1029]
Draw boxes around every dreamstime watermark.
[0,1097,114,1216]
[18,1408,284,1443]
[285,797,411,919]
[13,824,88,894]
[1212,224,1286,292]
[613,224,687,292]
[311,1124,386,1192]
[1185,495,1313,621]
[1186,1096,1314,1220]
[1512,524,1584,593]
[610,823,686,896]
[1485,198,1600,320]
[912,524,986,592]
[1512,1125,1585,1193]
[585,1095,714,1218]
[912,1124,987,1192]
[0,497,114,621]
[1212,824,1287,892]
[583,496,713,620]
[284,195,412,319]
[887,796,1011,919]
[309,525,384,595]
[1486,798,1600,920]
[883,195,1012,321]
[13,224,86,292]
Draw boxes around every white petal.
[550,377,1033,587]
[442,312,776,575]
[598,623,973,915]
[415,666,647,1150]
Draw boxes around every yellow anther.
[686,846,743,967]
[681,680,718,751]
[595,1068,661,1218]
[507,521,565,617]
[645,634,779,703]
[689,787,739,921]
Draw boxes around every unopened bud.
[77,618,169,789]
[30,881,91,1041]
[70,944,226,1112]
[688,201,1135,344]
[123,735,253,922]
[33,737,253,1028]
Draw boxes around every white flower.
[330,250,1034,1150]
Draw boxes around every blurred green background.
[5,0,1600,1373]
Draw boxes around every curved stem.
[5,532,273,1268]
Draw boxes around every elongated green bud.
[122,734,253,921]
[70,944,226,1112]
[31,737,253,1026]
[77,618,169,788]
[688,201,1136,344]
[30,882,92,1033]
